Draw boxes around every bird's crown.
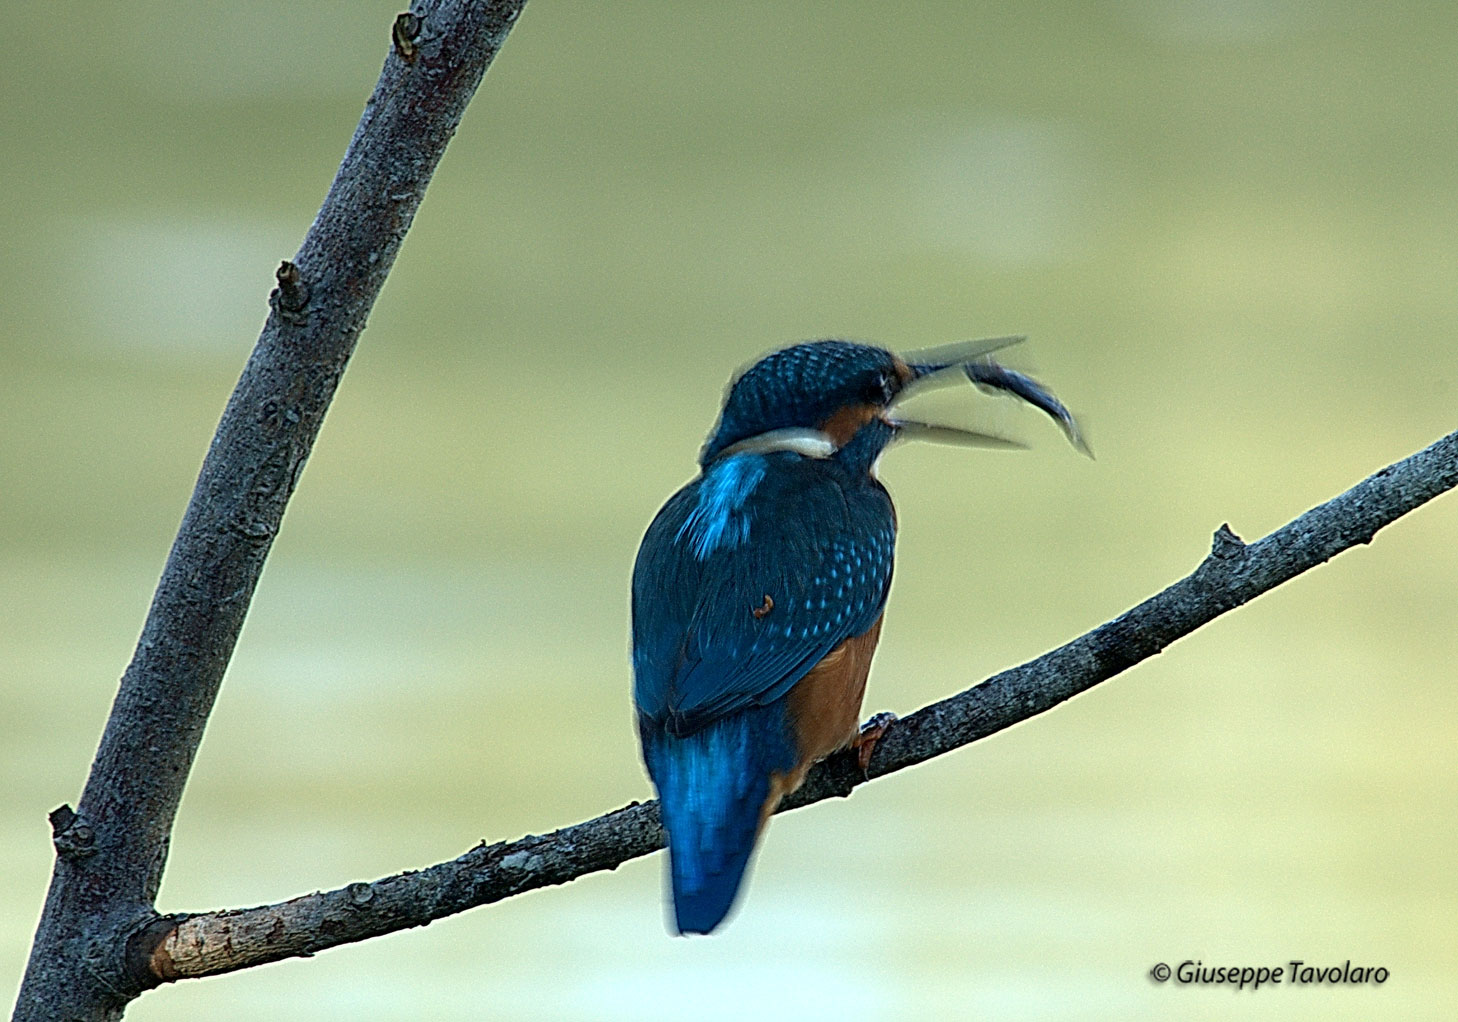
[700,341,903,464]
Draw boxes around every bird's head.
[699,337,1088,466]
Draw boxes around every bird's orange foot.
[851,711,898,773]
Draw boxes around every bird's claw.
[851,711,898,773]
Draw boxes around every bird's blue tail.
[642,704,796,934]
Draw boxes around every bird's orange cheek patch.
[892,356,914,387]
[818,403,878,447]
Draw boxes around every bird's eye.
[866,369,897,404]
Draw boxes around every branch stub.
[49,805,97,861]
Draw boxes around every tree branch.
[133,428,1456,987]
[14,0,1455,1012]
[12,4,529,1021]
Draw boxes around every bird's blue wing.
[632,452,895,735]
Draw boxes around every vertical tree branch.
[12,4,529,1020]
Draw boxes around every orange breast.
[761,615,885,826]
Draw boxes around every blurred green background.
[3,2,1456,1018]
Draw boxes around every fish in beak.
[888,336,1091,457]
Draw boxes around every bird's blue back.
[633,422,896,932]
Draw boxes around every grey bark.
[11,4,529,1020]
[11,0,1456,1012]
[125,427,1454,984]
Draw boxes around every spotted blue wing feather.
[632,444,895,735]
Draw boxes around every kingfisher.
[631,337,1086,934]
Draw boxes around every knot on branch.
[1190,524,1251,611]
[49,805,96,861]
[271,260,310,325]
[1209,523,1247,561]
[393,12,422,62]
[227,433,308,543]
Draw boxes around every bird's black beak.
[902,335,1026,385]
[891,336,1092,457]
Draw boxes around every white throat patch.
[715,427,836,460]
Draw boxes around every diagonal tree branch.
[131,428,1456,988]
[13,0,1455,1012]
[12,4,530,1021]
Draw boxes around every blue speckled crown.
[700,341,898,464]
